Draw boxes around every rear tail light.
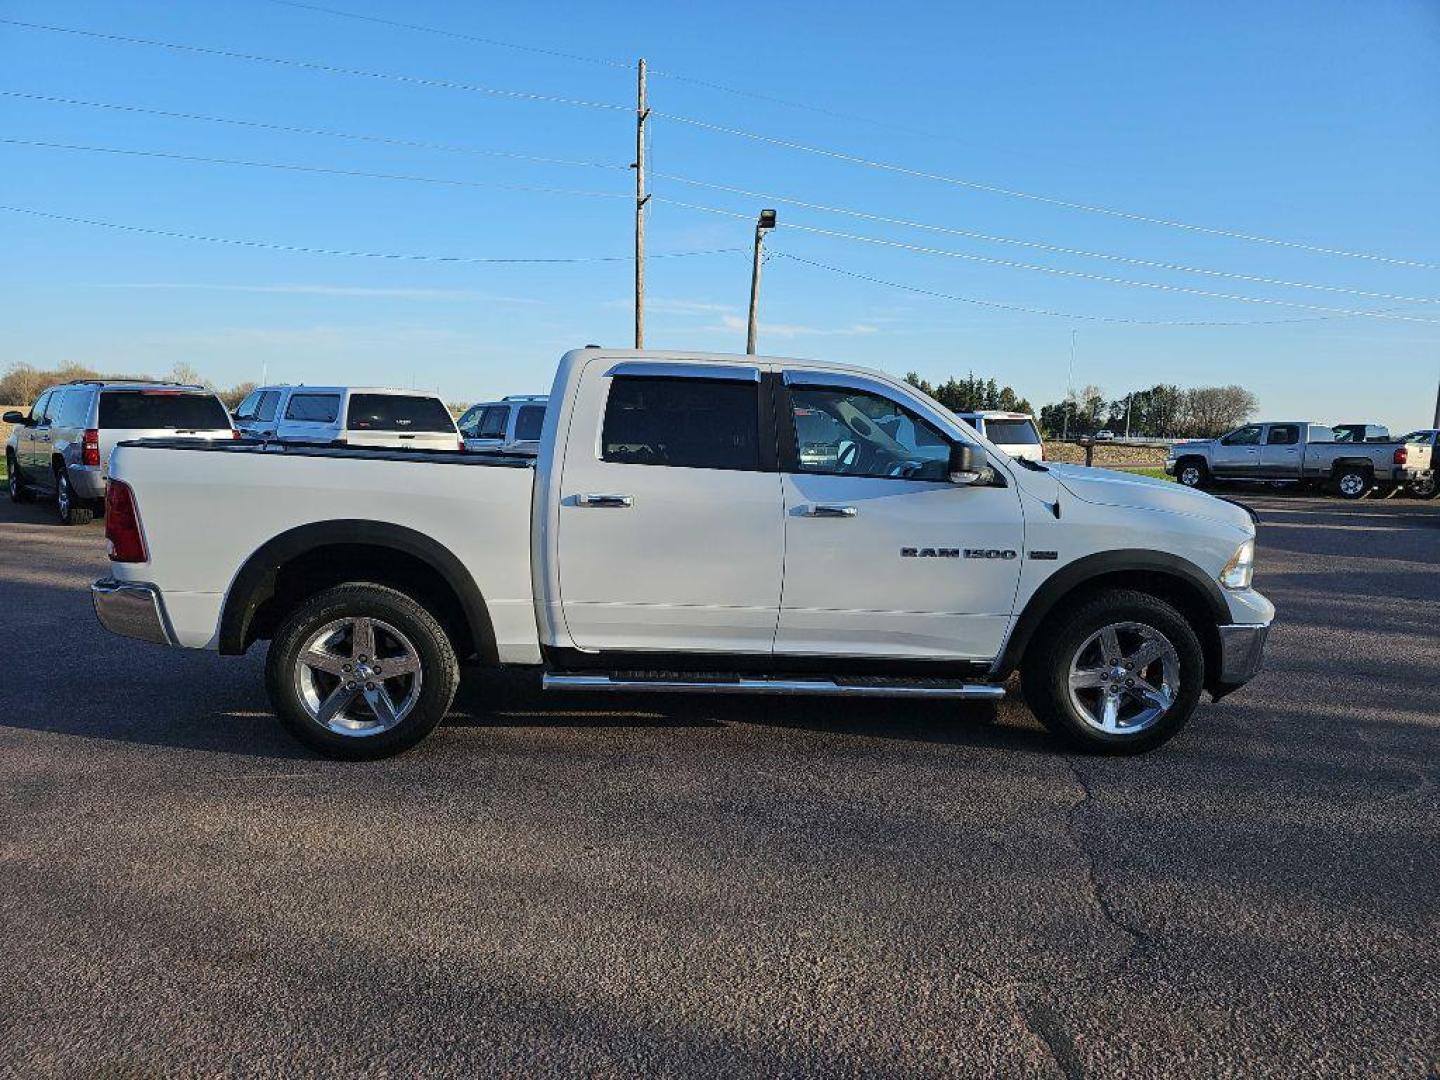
[457,437,465,451]
[104,480,148,563]
[231,428,242,440]
[82,428,101,466]
[1393,446,1408,465]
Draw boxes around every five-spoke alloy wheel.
[1022,589,1205,753]
[266,583,459,759]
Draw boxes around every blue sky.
[2,0,1438,429]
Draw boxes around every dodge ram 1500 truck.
[92,348,1273,759]
[1166,421,1433,498]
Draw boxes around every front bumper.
[1163,459,1177,475]
[92,578,174,645]
[1211,621,1270,696]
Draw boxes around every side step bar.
[542,673,1005,700]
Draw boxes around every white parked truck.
[92,349,1273,759]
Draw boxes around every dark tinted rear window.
[514,404,546,441]
[602,377,759,471]
[983,419,1040,445]
[285,394,341,423]
[347,394,455,432]
[98,391,230,430]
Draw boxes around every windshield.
[983,419,1041,445]
[347,394,456,432]
[98,390,230,430]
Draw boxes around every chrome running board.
[542,673,1005,700]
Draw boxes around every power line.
[0,17,627,112]
[656,196,1440,323]
[264,0,631,70]
[263,0,918,134]
[653,172,1440,305]
[0,205,744,263]
[0,90,629,169]
[651,112,1440,273]
[770,251,1386,327]
[0,138,630,199]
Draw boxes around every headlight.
[1220,539,1254,589]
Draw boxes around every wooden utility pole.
[746,209,777,355]
[633,59,649,349]
[1433,370,1440,428]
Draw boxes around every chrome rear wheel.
[295,616,423,737]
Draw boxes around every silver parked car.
[5,380,234,524]
[233,385,462,451]
[457,395,548,455]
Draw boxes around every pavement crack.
[1020,997,1085,1080]
[1065,758,1151,961]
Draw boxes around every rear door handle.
[575,493,633,508]
[805,504,857,518]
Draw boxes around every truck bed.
[106,437,539,657]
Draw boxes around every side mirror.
[948,443,984,485]
[3,410,29,426]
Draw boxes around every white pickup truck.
[92,348,1273,759]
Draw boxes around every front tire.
[1176,460,1208,489]
[7,451,30,503]
[1410,473,1437,500]
[1021,590,1205,754]
[265,583,460,760]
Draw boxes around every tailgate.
[101,427,233,477]
[346,430,459,451]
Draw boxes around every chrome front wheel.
[1066,622,1180,735]
[1178,464,1205,488]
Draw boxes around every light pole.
[746,209,777,355]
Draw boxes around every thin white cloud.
[603,296,738,315]
[713,313,879,338]
[84,283,539,303]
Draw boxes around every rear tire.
[7,451,30,503]
[1176,459,1208,489]
[1021,590,1205,755]
[55,468,93,525]
[1332,467,1372,500]
[265,582,459,760]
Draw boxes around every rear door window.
[255,390,281,422]
[284,394,341,423]
[346,394,455,432]
[602,377,760,471]
[99,390,231,430]
[477,406,509,440]
[233,391,261,421]
[514,404,546,441]
[982,419,1041,445]
[1266,424,1299,446]
[55,389,93,428]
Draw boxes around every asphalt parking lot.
[1,490,1436,1077]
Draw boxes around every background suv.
[457,395,548,454]
[5,381,234,524]
[952,410,1045,461]
[233,386,461,450]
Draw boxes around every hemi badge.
[1029,550,1059,560]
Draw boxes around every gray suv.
[5,381,234,524]
[457,395,548,455]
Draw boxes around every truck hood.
[1044,463,1253,531]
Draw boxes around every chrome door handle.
[575,493,633,508]
[806,504,857,518]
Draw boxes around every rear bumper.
[68,463,106,499]
[1211,621,1270,697]
[92,578,174,645]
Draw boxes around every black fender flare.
[217,519,497,661]
[992,549,1228,678]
